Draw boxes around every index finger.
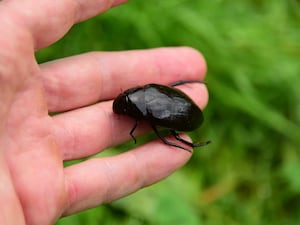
[3,0,128,49]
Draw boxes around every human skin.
[0,0,208,225]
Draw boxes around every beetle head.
[113,93,130,115]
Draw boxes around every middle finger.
[41,47,207,112]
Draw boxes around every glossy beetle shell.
[113,83,203,131]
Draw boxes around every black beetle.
[113,80,210,152]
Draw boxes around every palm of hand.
[2,29,66,224]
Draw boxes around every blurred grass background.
[36,0,300,224]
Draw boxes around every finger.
[52,83,208,160]
[41,47,207,112]
[63,138,192,215]
[5,0,128,49]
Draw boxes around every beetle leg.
[169,80,206,87]
[151,125,192,153]
[130,119,139,144]
[192,140,211,147]
[170,130,211,147]
[170,130,194,147]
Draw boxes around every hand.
[0,1,208,225]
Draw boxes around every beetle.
[113,80,210,152]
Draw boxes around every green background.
[36,0,300,224]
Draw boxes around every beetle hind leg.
[151,125,192,153]
[170,130,211,147]
[169,80,206,87]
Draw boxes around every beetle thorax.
[113,88,146,119]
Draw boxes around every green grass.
[36,0,300,224]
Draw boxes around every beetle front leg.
[130,119,139,144]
